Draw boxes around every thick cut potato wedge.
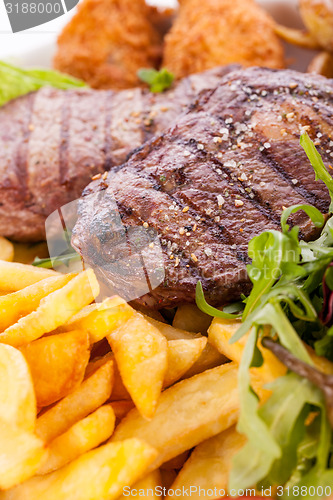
[0,418,47,490]
[146,317,226,377]
[168,426,246,499]
[38,405,116,474]
[164,338,207,387]
[20,330,90,407]
[108,314,168,419]
[0,439,157,500]
[172,304,213,333]
[0,260,59,292]
[112,363,239,470]
[0,274,74,332]
[36,358,114,442]
[208,318,286,385]
[61,296,135,344]
[0,344,36,432]
[0,237,14,262]
[12,242,49,265]
[0,269,99,347]
[119,470,162,498]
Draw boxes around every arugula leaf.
[281,204,324,234]
[138,68,174,93]
[195,281,241,319]
[32,251,81,269]
[300,132,333,212]
[229,327,281,490]
[0,61,87,107]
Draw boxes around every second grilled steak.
[0,66,234,242]
[73,67,332,308]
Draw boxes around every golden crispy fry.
[0,439,157,500]
[111,400,135,421]
[0,261,59,292]
[0,344,36,432]
[168,426,246,499]
[38,405,116,475]
[208,318,286,384]
[164,338,207,387]
[146,317,226,377]
[119,469,162,499]
[0,418,47,490]
[307,51,333,78]
[107,314,168,419]
[0,274,73,332]
[110,357,131,401]
[36,358,114,443]
[20,330,90,407]
[112,363,239,471]
[12,242,49,266]
[0,269,99,347]
[53,0,162,90]
[163,0,285,79]
[61,296,135,344]
[0,237,14,262]
[172,304,212,333]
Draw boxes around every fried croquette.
[53,0,163,90]
[162,0,285,79]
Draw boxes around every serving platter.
[0,0,318,73]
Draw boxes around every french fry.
[167,426,246,499]
[0,439,157,500]
[37,405,116,475]
[0,274,74,332]
[0,344,36,432]
[119,469,162,499]
[146,317,226,377]
[172,304,213,333]
[20,330,90,407]
[36,358,114,442]
[164,338,207,387]
[112,362,239,471]
[107,314,168,419]
[0,237,14,262]
[0,269,99,347]
[0,260,59,292]
[12,242,49,265]
[61,296,135,344]
[0,418,47,490]
[208,318,286,384]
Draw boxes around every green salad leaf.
[301,132,333,213]
[137,68,174,93]
[0,61,87,107]
[196,131,333,493]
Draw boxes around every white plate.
[0,0,317,72]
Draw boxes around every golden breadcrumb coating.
[163,0,285,79]
[53,0,163,90]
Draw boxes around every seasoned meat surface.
[0,66,234,242]
[73,67,332,309]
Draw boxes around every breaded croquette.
[163,0,285,79]
[53,0,163,89]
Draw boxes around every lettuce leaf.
[0,61,86,107]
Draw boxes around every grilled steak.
[0,66,234,242]
[73,67,332,309]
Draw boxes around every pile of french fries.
[0,236,332,500]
